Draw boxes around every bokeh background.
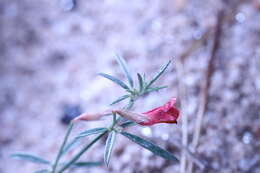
[0,0,259,172]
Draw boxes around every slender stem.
[112,113,117,125]
[57,131,107,173]
[176,59,188,173]
[52,123,74,173]
[125,100,134,110]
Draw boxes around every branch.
[176,30,210,173]
[187,10,225,173]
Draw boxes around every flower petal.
[141,98,179,126]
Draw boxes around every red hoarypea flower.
[114,98,179,126]
[72,98,179,126]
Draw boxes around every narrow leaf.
[11,153,50,165]
[143,73,147,87]
[77,128,107,139]
[146,60,171,88]
[137,73,144,92]
[121,132,178,162]
[110,95,130,105]
[99,73,130,90]
[104,131,116,166]
[143,73,146,82]
[116,54,134,87]
[126,89,135,95]
[34,169,49,173]
[72,161,102,168]
[52,123,74,172]
[120,120,136,128]
[59,161,102,168]
[145,86,168,94]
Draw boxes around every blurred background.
[0,0,259,172]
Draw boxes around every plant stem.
[112,112,117,125]
[57,131,107,173]
[187,10,224,173]
[57,94,136,173]
[176,58,188,173]
[52,123,74,173]
[125,100,134,110]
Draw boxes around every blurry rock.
[252,0,260,10]
[0,89,15,110]
[47,50,67,66]
[173,0,187,11]
[235,12,246,23]
[242,131,253,144]
[141,127,152,137]
[60,103,82,125]
[239,155,259,172]
[59,0,75,11]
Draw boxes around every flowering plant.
[11,55,179,173]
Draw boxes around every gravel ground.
[0,0,259,173]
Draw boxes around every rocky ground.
[0,0,259,173]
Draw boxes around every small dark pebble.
[60,103,82,125]
[47,50,67,66]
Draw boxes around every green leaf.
[76,128,107,139]
[34,169,49,173]
[52,123,74,173]
[11,153,50,165]
[110,95,130,105]
[145,86,168,94]
[116,54,134,87]
[137,73,144,92]
[104,131,116,166]
[99,73,130,90]
[120,120,136,128]
[72,161,102,168]
[121,132,178,162]
[146,60,171,89]
[59,161,102,169]
[126,89,135,95]
[143,73,146,83]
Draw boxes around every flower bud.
[72,110,111,123]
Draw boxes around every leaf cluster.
[99,55,171,105]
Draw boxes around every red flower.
[114,98,179,126]
[72,98,179,126]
